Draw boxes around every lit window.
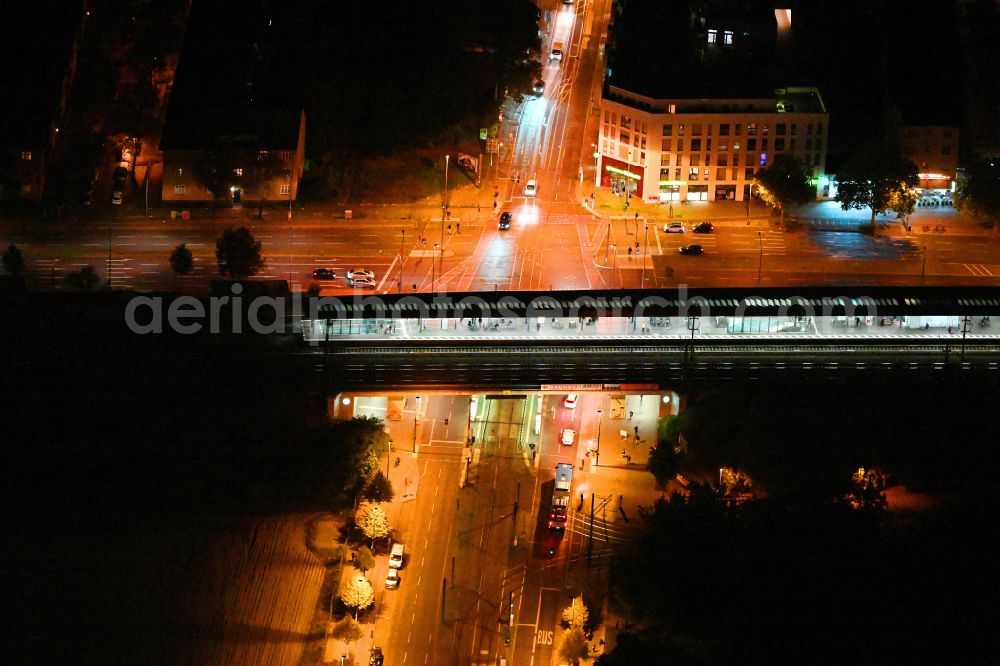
[280,184,291,195]
[177,168,183,177]
[174,184,186,195]
[707,29,717,44]
[234,168,243,176]
[20,151,32,161]
[621,115,632,129]
[723,30,733,45]
[760,153,768,166]
[689,167,699,181]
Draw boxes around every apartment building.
[598,86,829,203]
[900,126,960,193]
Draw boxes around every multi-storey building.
[598,86,828,203]
[900,126,960,194]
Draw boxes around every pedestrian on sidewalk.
[457,222,461,233]
[629,410,634,420]
[447,224,452,235]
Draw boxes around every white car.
[563,394,578,409]
[385,568,399,589]
[663,222,685,233]
[524,179,537,197]
[347,268,375,280]
[111,191,123,205]
[389,543,404,568]
[560,429,575,446]
[350,277,375,289]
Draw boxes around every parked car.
[347,268,375,280]
[311,267,336,280]
[663,222,685,233]
[385,568,400,589]
[499,211,512,230]
[693,222,714,233]
[678,244,703,256]
[563,394,578,409]
[369,647,384,666]
[560,429,575,446]
[350,277,375,288]
[111,190,123,205]
[524,179,537,197]
[532,79,545,96]
[389,542,404,568]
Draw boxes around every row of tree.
[756,144,1000,231]
[752,143,919,231]
[2,225,267,291]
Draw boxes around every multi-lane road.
[364,390,654,666]
[5,0,997,296]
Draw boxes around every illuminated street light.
[756,231,763,287]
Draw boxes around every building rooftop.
[0,2,85,148]
[607,0,779,99]
[605,85,826,116]
[160,0,305,151]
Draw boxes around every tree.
[753,154,816,224]
[648,441,682,487]
[169,243,193,278]
[215,226,265,279]
[562,595,590,629]
[957,156,1000,228]
[2,243,25,276]
[339,574,375,617]
[329,616,364,644]
[194,151,237,213]
[835,145,919,233]
[355,502,391,543]
[244,151,289,218]
[364,472,395,503]
[558,626,589,665]
[65,265,100,291]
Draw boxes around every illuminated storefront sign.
[605,165,642,180]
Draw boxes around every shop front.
[600,156,644,199]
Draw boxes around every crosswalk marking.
[965,264,994,276]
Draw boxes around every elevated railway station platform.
[300,286,1000,347]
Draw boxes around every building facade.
[598,86,829,203]
[160,109,306,204]
[900,126,960,193]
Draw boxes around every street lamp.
[413,396,421,449]
[399,229,405,293]
[592,143,599,191]
[442,155,449,282]
[920,245,927,286]
[756,231,763,287]
[432,243,440,292]
[641,223,649,289]
[595,408,603,466]
[610,244,618,289]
